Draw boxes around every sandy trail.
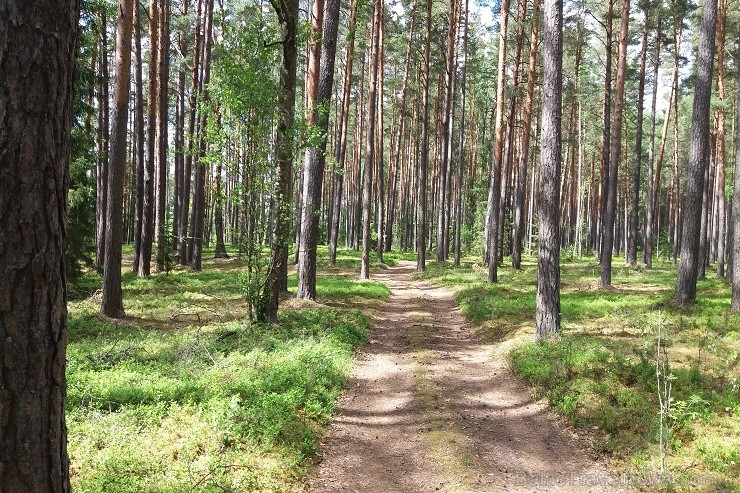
[307,261,622,493]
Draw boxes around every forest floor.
[307,261,620,493]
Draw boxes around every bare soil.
[306,261,624,493]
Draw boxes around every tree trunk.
[486,0,510,282]
[101,0,134,317]
[360,0,381,280]
[628,15,648,266]
[731,54,740,309]
[0,1,77,488]
[155,0,170,271]
[376,2,386,263]
[453,0,469,267]
[95,10,110,273]
[512,0,540,268]
[714,0,727,278]
[328,0,359,264]
[644,21,661,268]
[260,0,299,322]
[417,0,432,272]
[297,0,340,298]
[139,0,159,276]
[676,0,717,302]
[599,0,629,287]
[133,0,146,273]
[536,0,562,339]
[190,0,214,271]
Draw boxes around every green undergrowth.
[419,255,739,492]
[67,245,389,492]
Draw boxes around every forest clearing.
[62,247,737,492]
[2,0,740,490]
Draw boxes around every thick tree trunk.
[536,0,562,339]
[676,0,717,302]
[297,0,340,298]
[486,0,510,282]
[628,16,648,266]
[0,1,77,488]
[260,0,299,322]
[600,0,629,288]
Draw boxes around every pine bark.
[417,0,432,272]
[731,55,740,309]
[628,16,648,266]
[133,0,146,273]
[486,0,510,282]
[101,0,135,317]
[297,0,340,298]
[95,10,110,273]
[599,0,629,288]
[714,0,727,278]
[453,0,469,267]
[155,0,170,271]
[512,0,541,268]
[536,0,562,339]
[0,1,77,488]
[360,0,381,280]
[328,0,359,264]
[675,0,717,302]
[644,22,661,268]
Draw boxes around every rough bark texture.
[297,0,340,298]
[133,0,146,273]
[599,0,629,288]
[95,10,110,273]
[714,0,727,278]
[101,0,135,318]
[0,0,78,489]
[675,0,717,303]
[536,0,562,340]
[417,0,432,273]
[260,0,298,322]
[453,0,468,267]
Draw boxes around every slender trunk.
[453,0,469,267]
[260,0,298,322]
[418,0,432,272]
[597,0,613,260]
[101,0,134,316]
[512,0,541,268]
[715,0,727,278]
[155,0,170,271]
[96,10,110,273]
[133,1,145,273]
[600,0,629,288]
[644,21,661,268]
[376,2,386,263]
[628,15,648,266]
[486,0,510,282]
[361,0,381,280]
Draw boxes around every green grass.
[419,254,739,492]
[67,245,390,492]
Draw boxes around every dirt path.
[307,261,623,493]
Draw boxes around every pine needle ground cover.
[420,256,739,493]
[66,247,389,492]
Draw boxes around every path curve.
[307,261,623,493]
